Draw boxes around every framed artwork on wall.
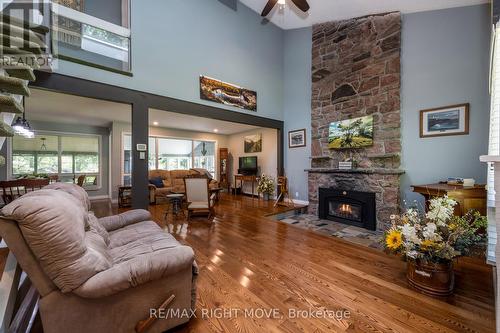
[328,115,374,149]
[200,76,257,111]
[288,129,306,148]
[244,133,262,153]
[420,103,469,138]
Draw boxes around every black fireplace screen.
[319,188,376,230]
[329,201,362,222]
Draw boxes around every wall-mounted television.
[238,156,258,175]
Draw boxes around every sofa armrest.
[98,209,152,232]
[72,245,194,298]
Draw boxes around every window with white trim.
[12,133,101,189]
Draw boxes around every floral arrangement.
[384,196,487,263]
[257,174,275,195]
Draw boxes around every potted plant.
[383,196,487,297]
[257,174,275,201]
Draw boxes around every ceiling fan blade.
[290,0,310,12]
[261,0,278,16]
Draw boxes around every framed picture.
[328,115,374,149]
[200,76,257,111]
[244,134,262,153]
[420,103,469,138]
[288,129,306,148]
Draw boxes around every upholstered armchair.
[184,176,216,219]
[0,183,198,333]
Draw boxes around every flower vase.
[262,193,270,201]
[406,260,454,297]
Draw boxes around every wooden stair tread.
[0,95,23,114]
[0,75,30,96]
[0,22,47,48]
[5,67,36,81]
[0,34,43,55]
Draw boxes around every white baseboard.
[89,195,110,201]
[292,199,309,205]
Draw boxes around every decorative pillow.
[149,177,164,188]
[1,189,109,292]
[87,213,110,246]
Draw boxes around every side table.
[118,186,132,208]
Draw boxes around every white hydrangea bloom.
[423,222,442,241]
[426,196,456,226]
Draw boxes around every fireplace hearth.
[319,188,376,230]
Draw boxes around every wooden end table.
[118,185,132,208]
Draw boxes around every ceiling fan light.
[278,0,286,4]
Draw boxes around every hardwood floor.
[92,193,496,333]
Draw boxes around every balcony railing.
[51,2,131,75]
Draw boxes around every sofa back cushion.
[1,189,110,292]
[44,182,91,211]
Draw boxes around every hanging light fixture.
[12,98,34,138]
[40,137,47,151]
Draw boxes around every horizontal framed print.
[289,129,306,148]
[420,103,469,138]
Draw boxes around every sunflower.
[420,239,436,250]
[386,230,403,250]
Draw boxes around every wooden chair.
[0,178,50,204]
[274,176,295,208]
[184,176,215,220]
[76,175,86,187]
[48,175,59,184]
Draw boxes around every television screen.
[239,156,257,169]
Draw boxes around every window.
[157,138,192,171]
[122,134,216,184]
[487,25,500,264]
[12,133,101,189]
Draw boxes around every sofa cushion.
[149,177,164,188]
[87,213,110,246]
[1,189,109,292]
[107,220,166,249]
[44,182,91,212]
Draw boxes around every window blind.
[487,25,500,264]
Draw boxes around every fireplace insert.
[318,188,376,230]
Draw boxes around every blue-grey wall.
[55,0,285,121]
[282,4,491,204]
[283,27,311,202]
[400,5,491,205]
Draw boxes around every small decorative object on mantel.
[200,76,257,111]
[288,129,306,148]
[328,115,374,149]
[420,103,469,138]
[338,151,356,170]
[383,196,487,296]
[257,174,275,201]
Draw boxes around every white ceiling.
[26,89,259,135]
[239,0,490,29]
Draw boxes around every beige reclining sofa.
[0,183,198,333]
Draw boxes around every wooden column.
[131,101,149,209]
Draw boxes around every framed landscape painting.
[420,103,469,138]
[328,115,374,149]
[200,76,257,111]
[244,133,262,153]
[289,129,306,148]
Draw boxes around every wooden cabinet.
[411,183,487,216]
[219,148,229,190]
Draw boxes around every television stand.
[234,174,259,198]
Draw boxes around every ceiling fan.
[261,0,310,17]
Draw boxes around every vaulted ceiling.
[239,0,490,29]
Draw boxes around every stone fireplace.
[307,12,403,231]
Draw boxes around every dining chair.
[76,175,86,187]
[0,178,50,204]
